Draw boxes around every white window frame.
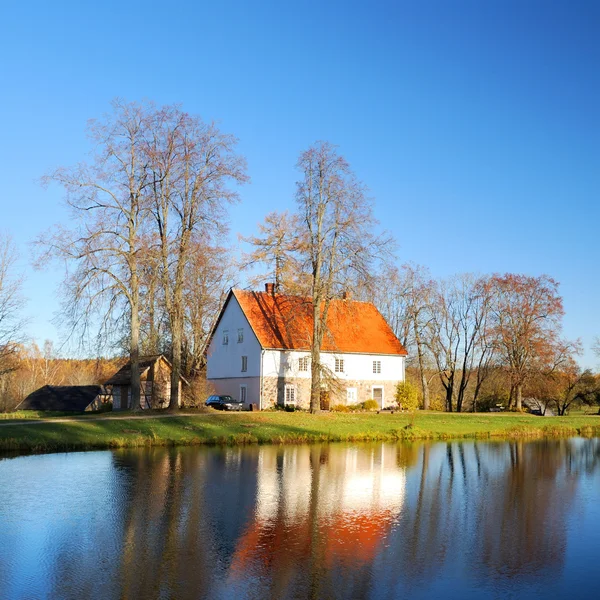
[241,355,248,372]
[240,385,247,404]
[237,328,244,343]
[299,356,309,372]
[284,384,296,406]
[373,360,381,374]
[223,330,229,345]
[335,358,344,373]
[346,387,357,405]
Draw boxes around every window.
[240,385,247,404]
[373,360,381,374]
[284,384,296,405]
[335,358,344,373]
[237,328,244,343]
[222,330,229,345]
[346,388,357,404]
[299,356,309,372]
[241,356,248,372]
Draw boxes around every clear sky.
[1,0,598,365]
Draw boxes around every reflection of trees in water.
[376,438,600,595]
[37,439,599,599]
[109,447,260,600]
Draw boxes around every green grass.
[0,410,599,455]
[0,410,84,420]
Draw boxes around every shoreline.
[0,411,599,456]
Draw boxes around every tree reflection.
[8,439,598,600]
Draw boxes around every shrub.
[331,404,350,412]
[428,397,446,412]
[363,399,380,411]
[395,381,419,412]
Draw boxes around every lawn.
[0,410,599,455]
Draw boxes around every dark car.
[206,395,244,411]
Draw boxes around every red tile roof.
[232,290,407,356]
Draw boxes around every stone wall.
[261,376,399,409]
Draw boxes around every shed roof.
[104,354,189,386]
[222,290,407,356]
[17,385,104,411]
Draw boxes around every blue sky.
[1,0,598,365]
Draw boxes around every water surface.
[1,439,599,599]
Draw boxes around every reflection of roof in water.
[230,446,406,573]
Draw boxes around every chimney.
[264,283,275,295]
[342,291,352,300]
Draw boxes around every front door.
[372,387,383,408]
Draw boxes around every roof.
[104,354,189,385]
[17,385,103,411]
[227,289,407,356]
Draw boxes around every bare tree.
[182,241,237,375]
[295,142,390,412]
[240,211,307,293]
[40,99,154,411]
[425,274,491,412]
[0,233,26,379]
[147,107,247,410]
[488,274,564,411]
[373,263,435,409]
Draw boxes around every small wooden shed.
[105,355,187,410]
[17,385,110,412]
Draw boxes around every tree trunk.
[168,315,182,411]
[516,383,523,411]
[310,308,321,413]
[445,386,453,412]
[130,279,141,411]
[414,322,429,410]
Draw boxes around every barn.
[105,354,188,410]
[17,385,110,412]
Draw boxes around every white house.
[206,284,408,409]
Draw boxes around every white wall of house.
[262,349,405,383]
[206,295,261,380]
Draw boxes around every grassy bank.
[1,411,600,455]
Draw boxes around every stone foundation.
[261,377,399,409]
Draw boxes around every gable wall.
[207,295,262,379]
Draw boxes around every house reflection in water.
[227,444,406,595]
[3,440,596,599]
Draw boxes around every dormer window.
[222,330,229,345]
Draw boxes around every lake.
[1,439,599,599]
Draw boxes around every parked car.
[206,395,244,411]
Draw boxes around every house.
[206,284,407,410]
[105,354,188,410]
[17,385,110,412]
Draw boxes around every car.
[205,395,244,411]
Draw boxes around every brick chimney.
[264,283,275,295]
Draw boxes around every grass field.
[0,410,599,455]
